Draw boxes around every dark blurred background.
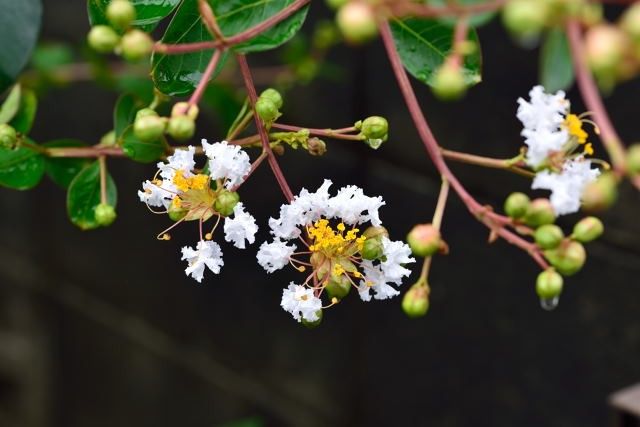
[1,1,639,426]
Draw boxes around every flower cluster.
[257,180,415,323]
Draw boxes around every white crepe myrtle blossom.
[257,180,415,324]
[281,283,323,322]
[137,140,258,283]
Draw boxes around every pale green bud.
[87,25,120,53]
[524,198,556,227]
[534,224,564,250]
[504,192,530,219]
[214,190,240,216]
[536,269,563,299]
[120,29,153,62]
[336,2,378,44]
[407,224,441,257]
[402,282,430,318]
[572,216,604,243]
[544,241,586,276]
[106,0,136,30]
[94,203,117,226]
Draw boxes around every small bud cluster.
[133,103,199,144]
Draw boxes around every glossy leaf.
[540,28,574,92]
[9,88,38,134]
[0,144,45,190]
[121,126,165,163]
[390,17,482,87]
[67,161,117,230]
[427,0,497,27]
[114,93,144,139]
[0,85,22,124]
[0,0,42,93]
[43,140,91,188]
[87,0,181,32]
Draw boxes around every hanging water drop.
[540,296,559,311]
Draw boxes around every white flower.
[202,140,251,189]
[180,240,224,283]
[327,185,385,226]
[281,283,322,322]
[139,146,196,208]
[257,240,296,273]
[532,158,600,215]
[380,237,415,282]
[358,260,401,301]
[522,127,568,168]
[158,146,196,181]
[137,179,176,209]
[517,85,569,132]
[223,202,258,249]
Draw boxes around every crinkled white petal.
[380,237,415,282]
[326,185,385,226]
[138,179,176,209]
[358,260,400,301]
[180,240,224,283]
[522,127,569,168]
[281,283,322,322]
[257,240,296,273]
[517,85,569,132]
[532,158,600,216]
[223,202,258,249]
[202,139,251,189]
[158,146,196,181]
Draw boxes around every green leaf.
[0,144,45,190]
[43,140,91,188]
[0,0,42,93]
[31,43,75,73]
[9,88,38,134]
[67,161,117,230]
[0,85,22,124]
[121,126,165,163]
[390,17,482,87]
[114,93,144,139]
[427,0,497,28]
[87,0,182,32]
[151,0,309,96]
[540,28,574,92]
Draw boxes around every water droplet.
[540,296,559,311]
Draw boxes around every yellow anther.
[337,223,346,231]
[297,266,306,272]
[171,196,182,208]
[333,264,346,276]
[583,142,594,156]
[331,297,339,304]
[564,114,588,144]
[205,233,213,240]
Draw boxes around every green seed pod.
[133,114,166,142]
[544,241,586,276]
[535,269,563,300]
[106,0,136,30]
[534,224,564,250]
[336,2,378,44]
[171,102,199,120]
[259,88,283,109]
[167,115,196,142]
[360,116,389,140]
[504,192,531,219]
[581,171,618,212]
[361,236,384,261]
[431,63,467,101]
[302,309,323,329]
[0,124,18,149]
[402,282,430,318]
[255,97,279,122]
[572,216,604,243]
[168,204,187,222]
[120,29,154,62]
[214,190,240,217]
[524,198,556,227]
[87,25,120,53]
[94,203,117,226]
[627,144,640,175]
[407,224,441,257]
[326,274,351,300]
[502,0,549,39]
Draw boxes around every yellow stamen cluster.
[564,114,588,144]
[173,170,209,192]
[171,196,182,208]
[307,219,367,254]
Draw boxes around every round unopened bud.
[363,226,389,240]
[167,115,196,141]
[307,138,327,156]
[302,310,323,329]
[259,88,283,109]
[504,192,530,219]
[585,24,626,75]
[502,0,549,38]
[133,114,166,142]
[621,3,640,40]
[100,130,116,146]
[524,198,556,227]
[168,204,187,222]
[171,102,199,120]
[627,144,640,175]
[136,108,158,120]
[120,29,153,62]
[94,203,117,226]
[536,269,563,300]
[214,190,240,217]
[87,25,120,53]
[106,0,136,30]
[407,224,441,257]
[544,240,586,276]
[255,97,279,122]
[325,0,347,10]
[0,124,18,149]
[336,2,378,44]
[326,274,351,300]
[579,3,603,27]
[359,116,388,140]
[361,236,384,261]
[534,224,564,250]
[432,63,467,101]
[581,172,618,212]
[402,282,430,318]
[572,216,604,243]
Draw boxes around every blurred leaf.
[87,0,182,32]
[218,417,264,427]
[202,84,243,130]
[115,75,155,103]
[114,93,144,139]
[121,126,165,163]
[0,85,21,124]
[0,0,42,93]
[152,0,309,96]
[43,140,91,188]
[31,43,75,73]
[390,17,482,87]
[67,161,117,230]
[0,143,45,190]
[9,88,38,134]
[427,0,497,27]
[540,28,574,92]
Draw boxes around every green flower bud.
[313,20,340,50]
[336,2,378,44]
[326,274,351,300]
[536,269,563,299]
[361,236,384,260]
[0,124,18,149]
[407,224,441,257]
[168,204,187,222]
[255,97,279,123]
[87,25,120,53]
[585,24,627,75]
[100,130,116,146]
[581,171,618,212]
[325,0,347,10]
[307,137,327,156]
[620,3,640,40]
[402,282,430,318]
[94,203,117,226]
[133,114,166,142]
[259,88,283,109]
[171,102,199,120]
[106,0,136,30]
[627,144,640,175]
[504,192,531,219]
[534,224,564,250]
[120,29,153,62]
[359,116,388,140]
[167,115,196,142]
[136,108,158,120]
[214,190,240,217]
[572,216,604,243]
[544,240,586,276]
[432,63,467,101]
[524,198,556,227]
[302,309,323,329]
[502,0,549,39]
[363,226,389,239]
